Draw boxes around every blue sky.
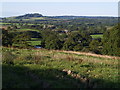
[1,2,118,17]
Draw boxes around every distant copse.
[15,13,43,19]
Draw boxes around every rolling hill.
[2,47,120,88]
[1,13,118,23]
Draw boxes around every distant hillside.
[48,16,117,20]
[1,13,118,25]
[2,13,118,20]
[15,13,43,19]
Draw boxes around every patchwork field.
[90,34,103,39]
[27,38,41,46]
[15,29,40,32]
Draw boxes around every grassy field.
[15,29,40,32]
[28,41,41,46]
[2,47,119,88]
[0,23,11,25]
[27,38,41,46]
[90,34,103,39]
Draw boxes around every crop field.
[27,38,41,46]
[28,41,41,46]
[90,34,103,39]
[16,29,40,32]
[2,47,119,88]
[0,23,11,25]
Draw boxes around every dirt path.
[4,46,120,59]
[59,50,120,59]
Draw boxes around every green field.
[2,47,119,88]
[27,38,41,46]
[90,34,103,39]
[0,23,11,25]
[16,29,40,32]
[28,41,41,46]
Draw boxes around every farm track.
[56,50,120,60]
[3,46,120,59]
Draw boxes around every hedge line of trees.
[2,23,120,56]
[2,16,118,35]
[102,24,120,56]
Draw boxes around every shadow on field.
[2,64,119,89]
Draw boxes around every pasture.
[90,34,103,39]
[2,47,119,88]
[27,38,41,46]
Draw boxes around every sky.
[0,0,119,2]
[0,1,119,17]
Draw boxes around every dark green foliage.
[63,38,76,51]
[89,40,101,54]
[12,33,31,48]
[2,29,13,46]
[41,30,63,50]
[24,31,41,38]
[12,25,18,30]
[2,51,15,65]
[63,32,92,51]
[15,13,43,19]
[7,26,12,31]
[102,24,120,56]
[45,34,62,50]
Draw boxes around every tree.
[102,24,120,56]
[89,40,101,54]
[7,26,12,31]
[63,38,77,51]
[45,34,62,50]
[12,33,31,48]
[2,29,13,46]
[12,25,17,30]
[63,32,92,51]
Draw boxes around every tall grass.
[2,47,119,88]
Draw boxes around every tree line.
[2,23,120,56]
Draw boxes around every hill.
[15,13,43,19]
[1,13,118,23]
[2,47,120,88]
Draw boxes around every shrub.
[2,51,15,65]
[102,24,120,56]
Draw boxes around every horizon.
[1,2,118,17]
[1,13,118,18]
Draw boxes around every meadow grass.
[0,23,11,25]
[27,38,41,46]
[16,29,40,32]
[2,47,119,88]
[90,34,103,39]
[27,41,41,46]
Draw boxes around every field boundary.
[3,46,120,59]
[60,51,120,59]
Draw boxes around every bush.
[102,24,120,56]
[81,47,91,52]
[2,51,15,65]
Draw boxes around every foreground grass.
[2,47,119,88]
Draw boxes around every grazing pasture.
[90,34,103,39]
[2,47,119,88]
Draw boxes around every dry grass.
[3,47,119,66]
[62,51,120,59]
[32,50,118,65]
[52,50,119,65]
